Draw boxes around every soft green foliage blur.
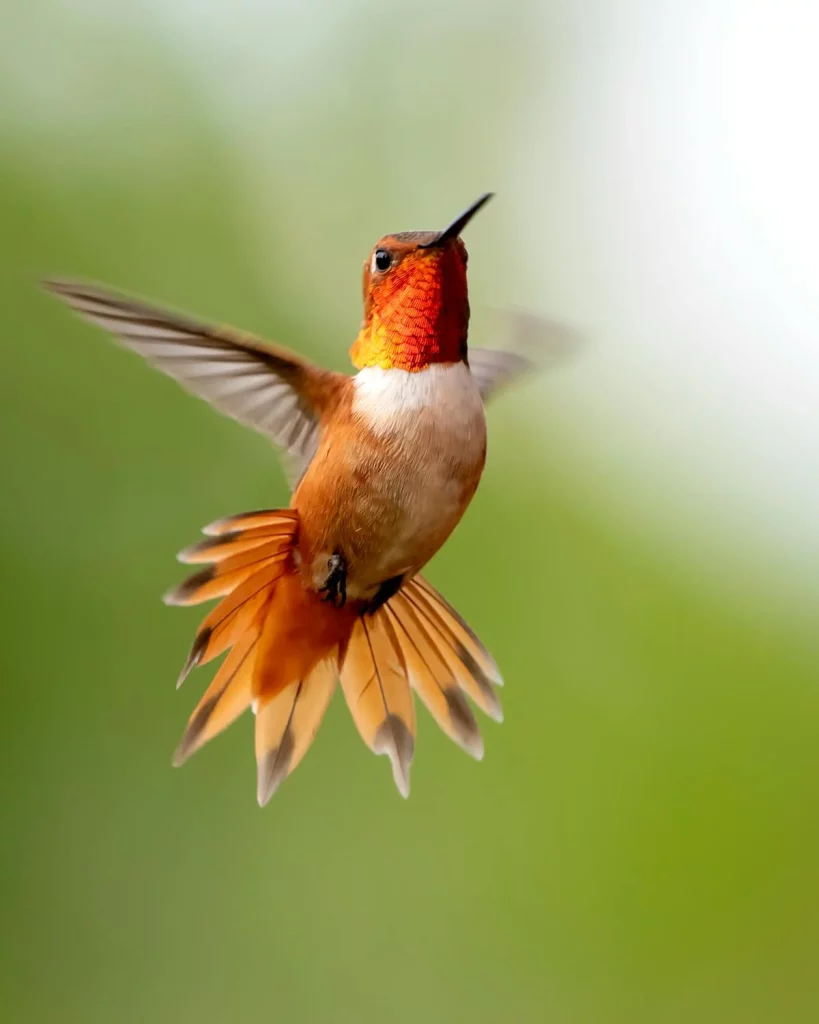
[2,6,818,1024]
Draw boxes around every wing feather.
[44,278,342,480]
[470,311,583,402]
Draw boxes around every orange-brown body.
[294,367,486,603]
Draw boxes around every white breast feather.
[352,362,483,438]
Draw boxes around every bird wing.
[44,279,342,481]
[468,348,534,402]
[469,311,583,403]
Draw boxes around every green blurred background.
[3,2,819,1022]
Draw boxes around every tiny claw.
[318,551,348,608]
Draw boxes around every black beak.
[419,192,494,248]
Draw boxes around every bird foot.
[320,552,347,608]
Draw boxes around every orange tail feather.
[170,509,355,803]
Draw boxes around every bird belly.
[294,362,486,601]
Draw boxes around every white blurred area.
[513,0,819,610]
[7,0,819,610]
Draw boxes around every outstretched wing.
[44,279,341,477]
[470,310,583,403]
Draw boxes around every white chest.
[308,362,486,595]
[352,362,485,449]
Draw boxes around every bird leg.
[320,551,348,608]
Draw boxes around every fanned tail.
[340,576,503,798]
[167,513,502,802]
[169,509,354,803]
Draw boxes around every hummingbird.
[45,193,535,803]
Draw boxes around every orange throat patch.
[351,245,469,372]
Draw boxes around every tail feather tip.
[463,732,485,761]
[171,744,188,769]
[171,729,196,768]
[375,714,414,799]
[176,628,212,688]
[163,566,215,606]
[256,740,295,807]
[442,687,485,760]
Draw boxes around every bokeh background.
[3,2,819,1022]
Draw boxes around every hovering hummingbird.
[45,193,536,803]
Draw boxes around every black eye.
[373,249,392,272]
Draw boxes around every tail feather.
[340,614,416,797]
[253,570,354,702]
[170,508,350,799]
[173,633,261,765]
[202,508,299,536]
[178,522,298,565]
[387,575,502,736]
[170,509,297,690]
[255,657,337,806]
[163,544,290,606]
[383,599,484,760]
[402,580,504,721]
[174,558,292,687]
[413,576,503,686]
[166,508,503,803]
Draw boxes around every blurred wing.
[470,310,584,403]
[44,279,338,476]
[468,348,533,402]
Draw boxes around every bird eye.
[373,249,392,273]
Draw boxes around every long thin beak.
[419,192,494,248]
